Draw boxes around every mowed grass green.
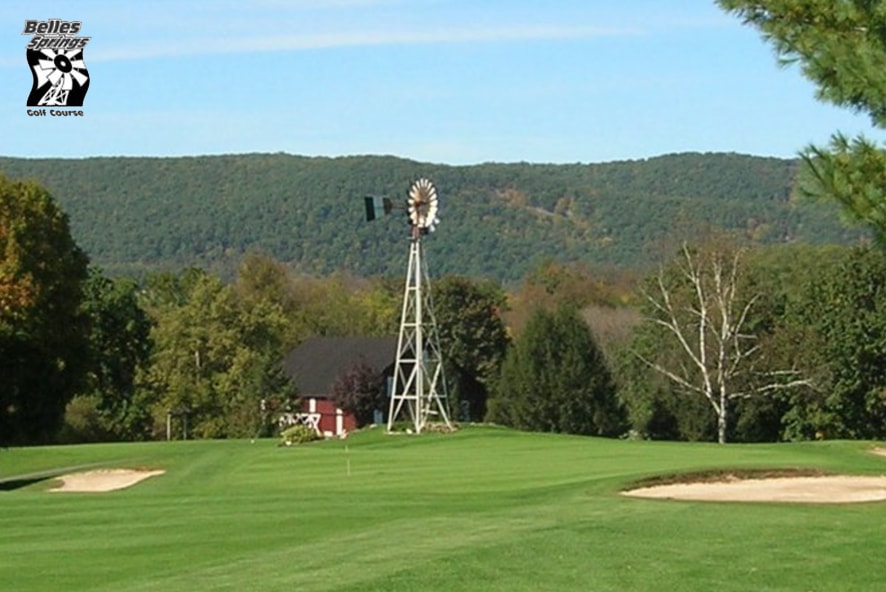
[2,426,886,591]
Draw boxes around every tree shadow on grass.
[0,476,53,491]
[0,462,110,492]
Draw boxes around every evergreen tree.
[718,0,886,241]
[487,305,624,436]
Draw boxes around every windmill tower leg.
[387,235,452,433]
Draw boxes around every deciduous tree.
[636,241,808,443]
[779,247,886,440]
[0,174,89,445]
[70,269,153,440]
[140,269,292,438]
[433,275,509,421]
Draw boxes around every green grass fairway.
[3,427,886,591]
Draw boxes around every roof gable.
[283,336,398,397]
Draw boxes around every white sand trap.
[50,469,165,493]
[623,446,886,503]
[624,475,886,504]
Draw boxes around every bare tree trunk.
[718,390,728,444]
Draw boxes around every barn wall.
[300,398,356,437]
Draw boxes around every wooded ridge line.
[0,152,865,281]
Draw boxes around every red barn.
[282,336,397,438]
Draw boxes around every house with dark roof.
[282,336,398,437]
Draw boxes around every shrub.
[57,394,111,443]
[329,360,385,428]
[279,424,320,446]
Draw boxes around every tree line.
[6,168,886,446]
[0,175,510,445]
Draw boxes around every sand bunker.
[50,469,164,493]
[623,475,886,503]
[623,447,886,503]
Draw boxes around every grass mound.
[2,428,885,591]
[624,467,833,490]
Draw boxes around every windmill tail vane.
[363,195,395,222]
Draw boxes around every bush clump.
[279,424,320,446]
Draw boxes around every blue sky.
[0,0,879,165]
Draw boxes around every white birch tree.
[637,242,807,443]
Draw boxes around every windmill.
[31,48,89,106]
[364,179,452,433]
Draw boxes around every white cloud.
[249,0,407,8]
[90,23,642,63]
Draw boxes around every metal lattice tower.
[385,179,452,433]
[40,79,69,106]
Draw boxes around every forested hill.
[0,152,866,281]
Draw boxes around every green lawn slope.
[2,427,885,591]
